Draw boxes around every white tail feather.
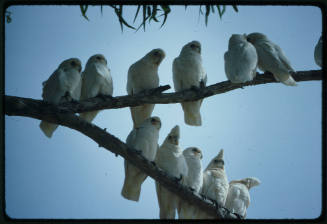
[121,177,142,202]
[182,101,202,126]
[39,121,59,138]
[79,110,99,123]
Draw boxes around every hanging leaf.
[80,5,89,21]
[149,5,159,23]
[5,11,12,23]
[222,5,226,17]
[100,5,103,16]
[112,5,136,32]
[159,5,171,28]
[205,5,210,26]
[199,5,203,15]
[210,5,215,13]
[133,5,141,23]
[147,5,152,19]
[232,5,239,12]
[142,5,146,31]
[216,5,226,19]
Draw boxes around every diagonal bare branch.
[4,100,239,219]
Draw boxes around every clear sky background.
[5,5,322,219]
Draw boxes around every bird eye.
[192,148,198,152]
[214,159,224,165]
[153,51,159,56]
[71,61,76,66]
[96,56,102,60]
[151,118,156,123]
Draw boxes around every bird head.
[183,40,201,54]
[146,48,166,66]
[148,116,161,130]
[60,58,82,73]
[229,34,247,47]
[230,177,261,190]
[206,149,225,170]
[183,147,203,160]
[87,54,108,66]
[165,125,180,145]
[246,32,268,44]
[243,177,261,189]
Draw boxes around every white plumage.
[225,177,261,218]
[127,49,166,128]
[314,36,322,68]
[178,147,203,219]
[247,32,297,86]
[39,58,82,138]
[121,116,161,202]
[173,40,207,126]
[80,54,113,123]
[224,34,258,83]
[155,125,188,219]
[195,149,229,219]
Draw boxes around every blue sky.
[5,5,322,219]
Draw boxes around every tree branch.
[4,69,322,219]
[5,70,322,115]
[4,100,238,219]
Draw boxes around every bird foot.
[200,80,206,88]
[174,174,183,183]
[189,187,195,192]
[63,91,73,102]
[96,93,112,100]
[190,85,200,92]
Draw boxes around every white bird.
[155,125,188,219]
[246,32,297,86]
[39,58,82,138]
[314,36,322,68]
[173,40,207,126]
[178,147,203,219]
[195,149,229,219]
[121,116,161,202]
[224,34,258,83]
[80,54,113,123]
[127,49,166,128]
[225,177,261,218]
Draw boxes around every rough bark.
[4,69,322,219]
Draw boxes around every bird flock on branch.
[37,32,322,219]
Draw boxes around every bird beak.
[151,119,159,127]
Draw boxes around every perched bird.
[195,149,229,219]
[80,54,113,123]
[39,58,82,138]
[155,125,188,219]
[178,147,203,219]
[314,36,322,68]
[173,40,207,126]
[225,177,261,218]
[121,116,161,201]
[127,49,166,128]
[246,32,297,86]
[224,34,258,83]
